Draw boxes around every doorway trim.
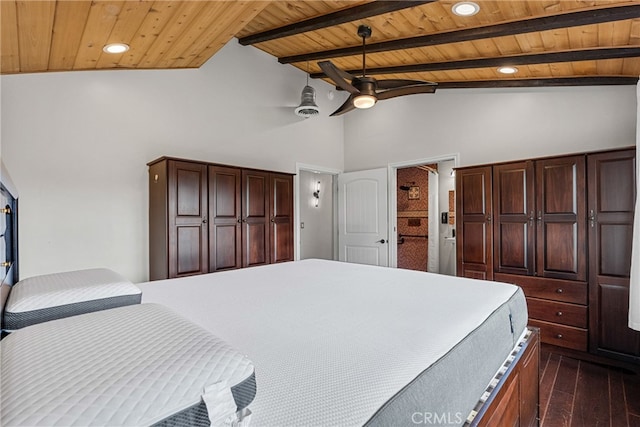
[388,153,460,268]
[295,163,342,261]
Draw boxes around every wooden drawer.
[526,297,587,328]
[528,319,587,351]
[495,273,587,304]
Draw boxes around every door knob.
[377,239,386,244]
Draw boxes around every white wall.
[0,41,345,282]
[437,160,456,276]
[343,86,636,171]
[299,170,334,260]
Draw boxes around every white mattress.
[6,268,139,311]
[4,268,142,330]
[1,303,255,426]
[139,259,526,427]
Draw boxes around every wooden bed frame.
[0,161,19,336]
[471,328,540,426]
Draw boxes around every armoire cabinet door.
[168,161,208,278]
[588,149,640,359]
[209,166,242,272]
[242,170,270,267]
[456,166,493,280]
[493,161,536,276]
[536,155,586,281]
[270,173,293,263]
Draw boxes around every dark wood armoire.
[456,147,638,364]
[148,157,293,281]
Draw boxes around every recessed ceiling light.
[452,2,480,16]
[498,66,518,74]
[103,43,129,54]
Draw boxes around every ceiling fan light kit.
[319,25,437,116]
[353,94,377,109]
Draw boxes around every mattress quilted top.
[1,303,255,426]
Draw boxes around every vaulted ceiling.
[2,0,639,89]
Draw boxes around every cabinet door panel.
[599,223,633,277]
[168,161,208,278]
[270,174,293,263]
[498,223,529,269]
[245,173,267,218]
[213,224,240,270]
[246,223,268,266]
[493,161,535,276]
[588,149,639,359]
[598,157,635,213]
[542,222,578,273]
[536,156,586,281]
[209,166,241,272]
[456,166,493,280]
[176,226,205,275]
[595,277,640,356]
[460,171,489,215]
[176,169,204,216]
[242,170,270,267]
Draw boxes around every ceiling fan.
[319,25,437,117]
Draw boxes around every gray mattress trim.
[364,288,528,427]
[3,293,141,331]
[153,372,256,426]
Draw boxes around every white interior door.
[338,168,388,266]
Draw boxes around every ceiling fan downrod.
[357,25,372,77]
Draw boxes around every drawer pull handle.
[556,334,563,339]
[556,288,563,294]
[556,311,563,316]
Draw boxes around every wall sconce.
[313,181,321,208]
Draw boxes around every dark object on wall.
[441,212,448,224]
[408,186,420,200]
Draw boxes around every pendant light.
[295,62,320,118]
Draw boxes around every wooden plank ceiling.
[1,0,639,88]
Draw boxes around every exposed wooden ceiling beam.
[280,4,640,64]
[310,47,640,78]
[238,1,435,46]
[437,77,638,89]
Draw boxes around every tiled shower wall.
[397,166,435,271]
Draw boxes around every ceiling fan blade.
[377,79,437,89]
[377,85,437,101]
[330,95,357,116]
[319,61,360,95]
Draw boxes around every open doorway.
[295,163,340,261]
[389,155,458,275]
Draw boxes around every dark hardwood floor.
[540,345,640,427]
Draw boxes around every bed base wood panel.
[471,328,540,427]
